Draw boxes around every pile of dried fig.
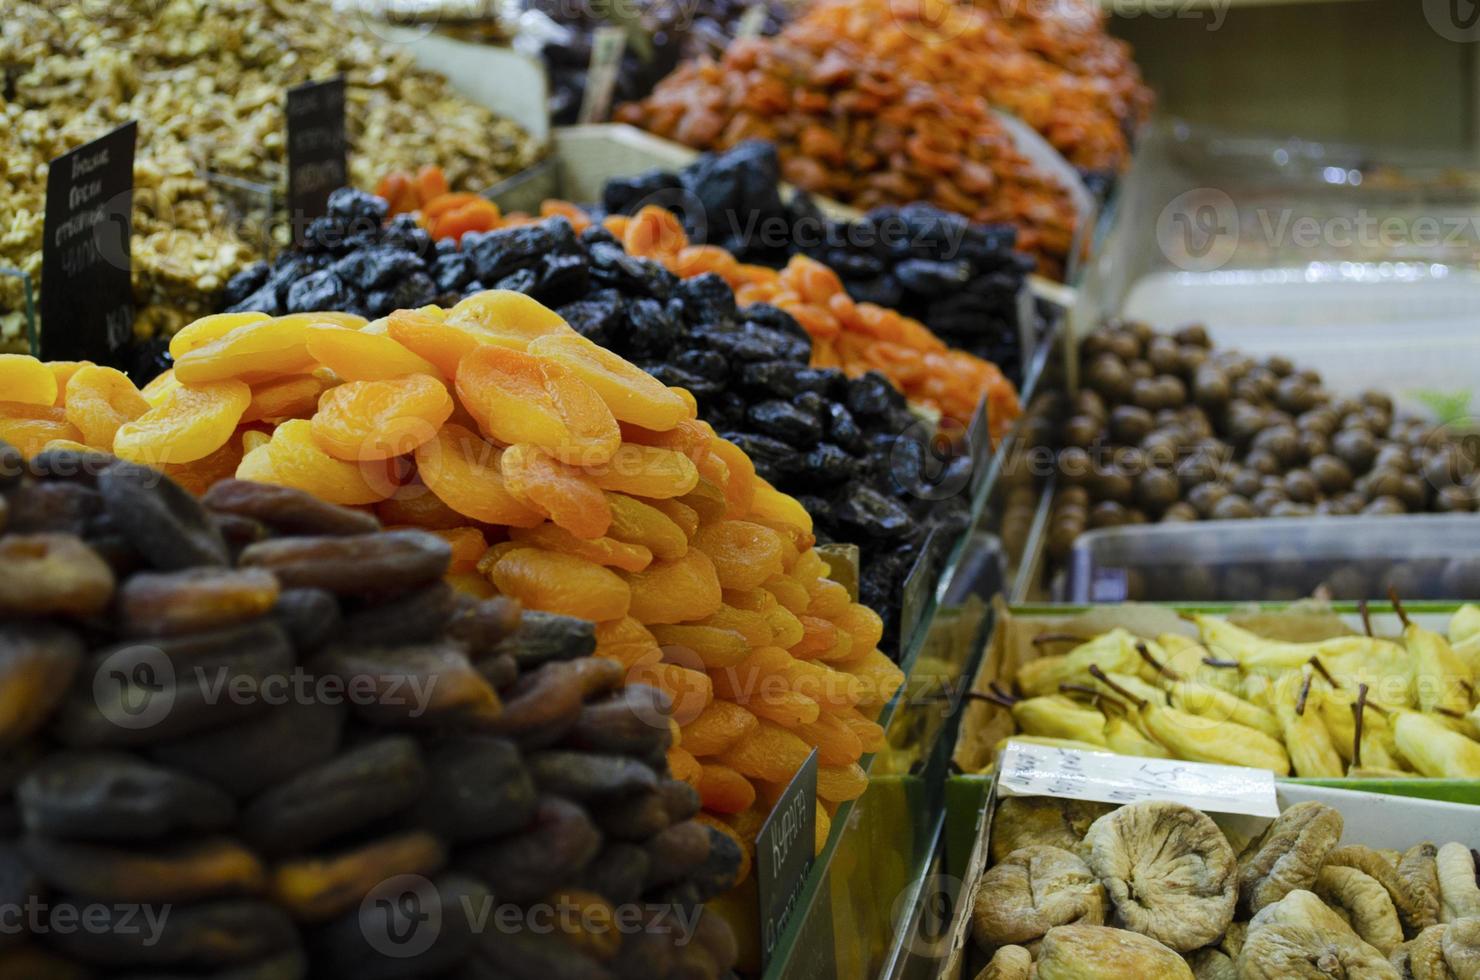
[972,797,1480,979]
[0,442,739,977]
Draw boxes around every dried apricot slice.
[766,605,806,649]
[425,527,487,573]
[387,309,487,377]
[834,603,884,654]
[508,524,653,573]
[310,373,453,461]
[303,323,442,381]
[710,436,757,518]
[716,720,814,784]
[666,746,703,787]
[693,521,785,591]
[593,616,662,668]
[236,443,278,483]
[582,444,698,499]
[763,574,811,615]
[643,497,700,540]
[604,493,688,560]
[456,346,620,466]
[46,361,92,406]
[0,355,59,406]
[489,546,631,621]
[837,650,905,711]
[446,290,576,348]
[696,605,774,648]
[697,763,756,815]
[168,312,272,359]
[163,437,245,495]
[0,403,82,456]
[628,660,711,725]
[140,369,180,407]
[528,333,689,430]
[375,480,472,530]
[412,424,543,527]
[649,624,751,669]
[817,763,868,803]
[836,707,886,753]
[618,418,712,458]
[792,711,864,766]
[63,366,148,448]
[241,375,326,424]
[173,317,317,384]
[624,550,723,625]
[500,444,612,540]
[255,419,388,505]
[747,479,813,536]
[113,379,250,465]
[680,701,759,757]
[806,579,851,619]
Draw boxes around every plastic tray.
[1057,514,1480,603]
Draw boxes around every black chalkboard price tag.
[755,747,819,971]
[40,121,138,364]
[286,76,348,246]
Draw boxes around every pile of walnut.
[971,798,1480,979]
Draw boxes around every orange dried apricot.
[446,290,576,349]
[425,527,487,572]
[241,375,326,424]
[765,605,805,649]
[374,479,475,530]
[666,746,703,787]
[679,701,759,757]
[837,649,905,710]
[806,579,851,619]
[790,615,839,659]
[303,323,442,381]
[648,624,751,669]
[456,346,620,466]
[0,355,59,406]
[386,309,487,377]
[817,763,868,803]
[45,361,92,406]
[140,369,181,407]
[173,317,317,384]
[447,572,497,598]
[163,438,245,495]
[628,660,712,725]
[582,444,698,499]
[762,575,811,615]
[310,374,453,461]
[746,689,822,729]
[508,524,652,573]
[488,547,631,621]
[677,477,728,525]
[618,418,711,458]
[792,711,864,766]
[167,312,271,358]
[696,605,773,647]
[709,437,757,518]
[500,444,612,540]
[697,763,756,815]
[236,443,277,483]
[412,424,543,527]
[0,403,82,456]
[723,588,777,614]
[604,493,688,560]
[624,550,723,624]
[248,419,388,505]
[693,521,786,591]
[748,478,813,535]
[593,616,662,668]
[528,333,689,430]
[113,379,250,465]
[836,706,886,753]
[644,497,700,538]
[792,548,829,586]
[697,813,752,885]
[717,721,814,784]
[63,366,147,448]
[834,603,885,654]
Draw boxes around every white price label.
[577,26,627,125]
[997,741,1280,818]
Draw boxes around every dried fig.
[1399,843,1445,934]
[1328,845,1435,937]
[989,796,1114,864]
[1187,947,1237,980]
[1238,801,1343,914]
[1239,889,1398,979]
[971,845,1106,949]
[1438,844,1480,923]
[1390,923,1450,980]
[1316,865,1405,954]
[1442,918,1480,978]
[1035,924,1194,979]
[1079,801,1236,952]
[974,944,1032,980]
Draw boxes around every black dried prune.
[825,403,867,454]
[531,250,590,305]
[466,224,551,283]
[746,401,822,447]
[331,246,425,292]
[831,485,914,540]
[674,273,737,323]
[799,444,859,484]
[493,267,538,294]
[720,432,792,477]
[673,348,728,381]
[626,297,682,359]
[845,372,898,418]
[285,270,351,315]
[432,252,474,293]
[603,168,683,214]
[381,213,432,256]
[558,291,626,348]
[847,275,904,309]
[222,263,271,308]
[743,303,810,342]
[327,187,388,225]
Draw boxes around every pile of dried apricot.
[10,291,904,902]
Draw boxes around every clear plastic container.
[1057,514,1480,603]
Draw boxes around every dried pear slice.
[1080,800,1237,952]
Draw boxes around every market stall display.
[1039,320,1478,567]
[967,796,1480,976]
[0,445,740,977]
[957,602,1480,779]
[615,32,1081,277]
[0,0,543,349]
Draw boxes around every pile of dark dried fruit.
[0,446,740,978]
[1039,320,1480,564]
[216,198,970,650]
[600,142,1036,383]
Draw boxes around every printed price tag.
[286,76,348,246]
[997,741,1280,818]
[40,121,137,364]
[577,26,626,124]
[756,747,819,970]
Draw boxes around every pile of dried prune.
[221,188,442,323]
[600,143,1036,383]
[0,446,740,978]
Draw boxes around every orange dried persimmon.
[113,379,250,465]
[241,375,327,424]
[499,443,612,540]
[63,366,148,448]
[508,523,653,573]
[252,419,390,505]
[455,346,620,467]
[581,444,698,499]
[411,423,543,527]
[303,323,442,381]
[310,373,453,461]
[446,290,575,349]
[528,333,689,431]
[488,547,631,621]
[0,355,59,407]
